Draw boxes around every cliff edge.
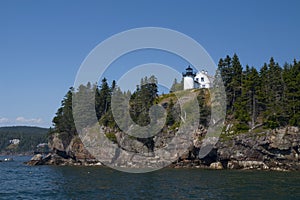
[26,126,300,171]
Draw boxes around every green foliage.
[197,89,211,127]
[129,75,158,126]
[283,60,300,127]
[73,83,98,129]
[0,126,48,154]
[51,76,159,148]
[233,123,249,133]
[166,99,175,126]
[170,121,180,131]
[52,87,77,147]
[218,54,300,132]
[170,78,183,92]
[51,55,300,143]
[105,132,117,143]
[95,78,111,120]
[157,92,176,103]
[52,79,119,146]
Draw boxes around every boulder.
[26,154,44,166]
[30,154,43,161]
[209,162,223,169]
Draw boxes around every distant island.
[0,126,49,156]
[27,54,300,171]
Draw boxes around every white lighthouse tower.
[182,66,196,90]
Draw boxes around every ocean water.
[1,156,300,200]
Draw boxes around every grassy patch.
[105,132,117,143]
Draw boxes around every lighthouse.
[182,66,196,90]
[182,66,213,90]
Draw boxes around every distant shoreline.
[0,152,34,157]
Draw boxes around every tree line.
[51,75,160,144]
[51,54,300,141]
[0,126,48,154]
[216,54,300,131]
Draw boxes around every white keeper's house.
[182,66,213,90]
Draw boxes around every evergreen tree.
[166,99,175,126]
[130,75,158,126]
[263,58,286,128]
[73,83,98,131]
[231,54,243,113]
[234,66,259,130]
[170,78,183,92]
[218,56,234,115]
[197,89,211,127]
[95,78,111,119]
[257,63,269,118]
[52,87,77,146]
[283,60,300,126]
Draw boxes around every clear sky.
[0,0,299,127]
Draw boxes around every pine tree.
[95,78,111,119]
[257,63,269,119]
[197,89,211,127]
[52,87,77,147]
[72,83,98,131]
[231,54,243,113]
[263,58,285,128]
[234,66,260,130]
[166,99,175,126]
[283,60,300,126]
[130,76,158,126]
[218,56,234,115]
[170,78,183,92]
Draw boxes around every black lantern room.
[182,66,196,77]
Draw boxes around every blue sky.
[0,0,299,127]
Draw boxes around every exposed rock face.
[25,154,44,166]
[48,133,64,152]
[27,126,300,171]
[227,161,269,170]
[66,137,95,161]
[118,133,151,154]
[176,126,300,171]
[26,135,99,166]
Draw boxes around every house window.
[195,78,199,82]
[201,77,204,82]
[202,85,205,88]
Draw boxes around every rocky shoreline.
[171,126,300,171]
[26,126,300,171]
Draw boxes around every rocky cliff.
[26,126,300,171]
[26,133,99,166]
[175,126,300,171]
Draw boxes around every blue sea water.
[1,156,300,200]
